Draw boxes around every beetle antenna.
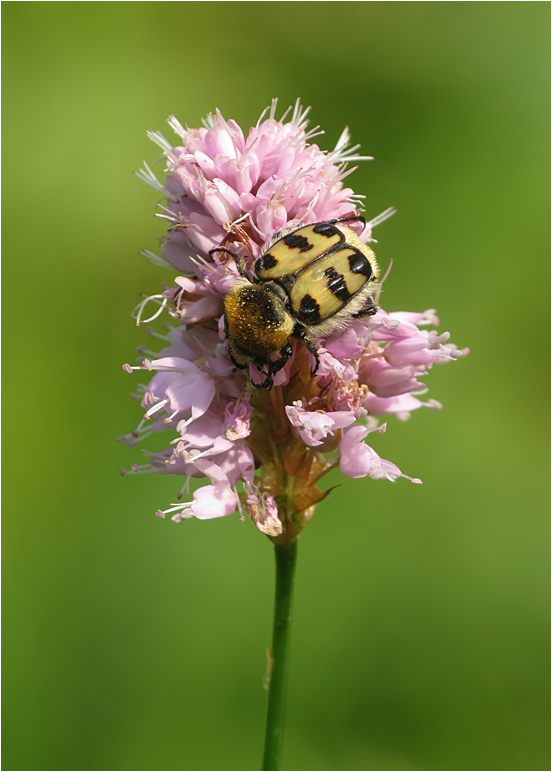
[327,214,367,227]
[208,247,250,280]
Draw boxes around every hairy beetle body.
[219,217,380,389]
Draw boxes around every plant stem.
[262,539,298,771]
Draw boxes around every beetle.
[212,215,380,389]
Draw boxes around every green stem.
[262,539,298,771]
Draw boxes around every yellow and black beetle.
[212,215,380,389]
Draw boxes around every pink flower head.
[121,100,466,538]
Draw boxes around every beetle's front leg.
[292,325,320,376]
[256,373,274,390]
[268,341,293,377]
[251,342,293,390]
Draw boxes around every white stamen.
[230,212,251,229]
[167,114,187,139]
[330,143,373,163]
[366,207,397,229]
[174,417,194,437]
[422,399,443,410]
[136,347,158,358]
[159,502,192,516]
[147,327,171,341]
[116,426,153,447]
[177,477,192,500]
[234,485,243,518]
[145,398,168,418]
[132,294,169,326]
[157,202,189,223]
[401,474,423,485]
[130,462,152,474]
[291,98,301,125]
[188,253,220,276]
[416,309,439,327]
[396,411,412,422]
[155,212,181,224]
[291,99,311,129]
[342,146,373,162]
[141,249,175,271]
[135,162,167,195]
[122,361,152,374]
[427,331,451,349]
[366,422,387,435]
[336,164,359,183]
[256,104,271,127]
[279,104,292,124]
[333,126,351,152]
[180,446,214,464]
[298,190,320,222]
[303,125,325,142]
[146,130,179,163]
[375,259,394,303]
[327,127,373,163]
[297,104,311,129]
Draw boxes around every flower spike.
[119,101,467,536]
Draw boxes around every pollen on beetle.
[119,99,467,537]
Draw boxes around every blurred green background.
[3,3,549,770]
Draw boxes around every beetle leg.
[208,247,250,280]
[227,347,248,370]
[353,296,377,318]
[269,342,293,376]
[250,343,293,390]
[252,365,273,390]
[257,374,273,390]
[225,317,250,370]
[292,326,320,376]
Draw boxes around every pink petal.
[182,414,224,448]
[192,484,236,519]
[362,393,422,415]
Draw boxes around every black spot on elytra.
[313,222,339,237]
[256,253,277,271]
[298,294,321,323]
[348,250,373,279]
[283,233,313,252]
[324,267,352,302]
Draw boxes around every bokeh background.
[3,3,549,771]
